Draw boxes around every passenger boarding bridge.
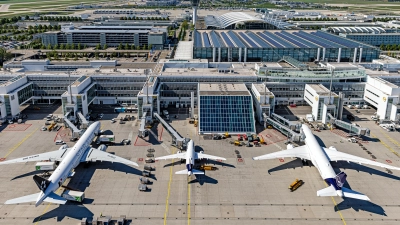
[63,112,81,139]
[326,113,370,136]
[153,113,189,150]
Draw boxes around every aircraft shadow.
[68,162,143,192]
[268,158,311,173]
[335,198,386,216]
[163,160,185,168]
[33,204,94,222]
[11,170,44,181]
[204,159,236,168]
[189,174,218,185]
[331,161,400,182]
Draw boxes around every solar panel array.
[245,32,271,48]
[194,31,202,47]
[292,31,335,48]
[263,31,295,48]
[280,31,319,48]
[220,32,235,47]
[257,32,285,48]
[196,30,374,50]
[238,32,259,48]
[227,31,246,48]
[299,31,345,48]
[209,31,225,48]
[312,31,366,48]
[202,32,211,47]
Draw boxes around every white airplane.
[0,121,138,207]
[155,140,226,176]
[253,124,400,201]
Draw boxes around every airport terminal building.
[192,30,380,63]
[1,57,400,131]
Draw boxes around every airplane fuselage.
[185,140,196,176]
[302,125,343,197]
[35,121,100,206]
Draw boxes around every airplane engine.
[58,144,68,151]
[97,144,108,152]
[287,144,294,149]
[328,146,338,151]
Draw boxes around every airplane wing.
[325,148,400,171]
[253,146,311,160]
[155,152,186,160]
[5,192,67,205]
[0,148,71,165]
[196,152,226,161]
[81,149,138,167]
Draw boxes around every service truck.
[62,190,85,202]
[96,135,115,144]
[35,162,56,171]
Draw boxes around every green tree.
[103,44,108,50]
[125,43,129,50]
[118,43,123,50]
[60,43,65,49]
[77,43,82,50]
[25,15,30,20]
[96,43,101,50]
[131,44,135,50]
[47,44,51,49]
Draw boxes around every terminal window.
[199,95,255,133]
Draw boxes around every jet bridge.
[153,113,189,150]
[270,113,301,132]
[77,112,89,129]
[326,113,370,136]
[63,112,81,138]
[263,113,303,142]
[138,112,149,138]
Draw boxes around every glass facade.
[199,95,255,133]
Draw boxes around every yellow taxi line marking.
[163,148,175,225]
[3,127,38,158]
[324,182,347,225]
[187,178,191,225]
[377,130,400,149]
[371,133,400,158]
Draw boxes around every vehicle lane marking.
[371,133,400,158]
[377,130,400,150]
[163,148,175,225]
[3,127,38,158]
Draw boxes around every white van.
[306,114,314,122]
[121,103,128,107]
[55,140,65,145]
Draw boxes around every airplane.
[155,140,226,176]
[253,124,400,201]
[0,121,138,207]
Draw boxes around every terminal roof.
[199,83,250,96]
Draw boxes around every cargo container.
[97,135,115,144]
[62,190,85,202]
[35,161,56,171]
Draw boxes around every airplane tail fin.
[342,187,370,201]
[317,185,337,197]
[5,192,67,205]
[33,175,50,192]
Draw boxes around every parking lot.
[0,104,399,224]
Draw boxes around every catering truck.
[62,190,85,202]
[96,135,115,145]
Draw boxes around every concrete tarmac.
[0,105,399,224]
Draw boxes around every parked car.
[55,140,65,145]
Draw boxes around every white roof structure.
[329,27,386,34]
[205,12,266,29]
[174,41,193,60]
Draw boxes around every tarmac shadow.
[268,158,309,174]
[33,204,94,222]
[205,159,236,168]
[11,170,44,181]
[335,198,386,216]
[332,161,400,182]
[189,174,218,185]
